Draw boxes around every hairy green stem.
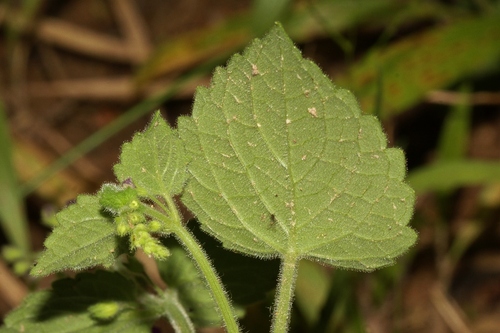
[271,253,299,333]
[142,203,240,332]
[174,225,240,333]
[163,195,182,225]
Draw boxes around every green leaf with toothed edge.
[178,23,416,271]
[30,195,125,277]
[114,111,188,196]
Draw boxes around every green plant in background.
[0,102,31,275]
[0,24,416,333]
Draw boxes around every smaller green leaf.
[31,195,125,277]
[2,271,157,333]
[114,111,188,196]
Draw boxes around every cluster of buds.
[99,182,169,259]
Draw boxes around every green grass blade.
[436,86,471,162]
[408,160,500,193]
[0,102,30,253]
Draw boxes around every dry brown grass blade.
[26,75,210,102]
[35,18,135,64]
[27,76,137,101]
[111,0,151,63]
[431,284,472,333]
[427,90,500,105]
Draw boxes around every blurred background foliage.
[1,0,500,332]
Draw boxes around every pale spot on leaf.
[308,107,318,117]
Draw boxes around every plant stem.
[142,204,240,332]
[164,194,182,225]
[174,225,240,333]
[271,252,299,333]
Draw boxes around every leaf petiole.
[173,225,240,333]
[271,253,300,333]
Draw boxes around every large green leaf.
[31,195,124,276]
[1,271,156,333]
[179,24,416,271]
[114,111,188,196]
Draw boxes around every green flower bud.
[88,301,121,321]
[130,224,152,248]
[127,212,145,225]
[147,220,162,232]
[115,215,131,236]
[116,223,129,237]
[134,223,148,233]
[143,241,170,260]
[129,199,140,210]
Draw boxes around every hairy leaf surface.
[114,111,188,196]
[31,195,124,276]
[179,24,416,271]
[2,271,156,333]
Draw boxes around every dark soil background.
[1,1,500,332]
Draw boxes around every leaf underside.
[179,24,416,271]
[31,195,123,276]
